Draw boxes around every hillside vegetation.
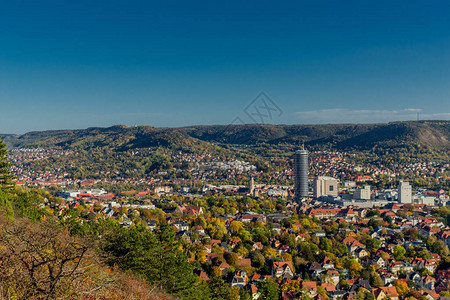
[3,121,449,151]
[4,125,211,152]
[182,121,450,150]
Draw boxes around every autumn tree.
[281,280,300,291]
[343,258,361,277]
[229,220,244,234]
[317,286,329,299]
[282,252,293,262]
[0,215,113,299]
[393,279,409,297]
[206,218,227,239]
[264,247,279,259]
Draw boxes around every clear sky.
[0,0,449,133]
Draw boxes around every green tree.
[0,139,14,192]
[432,240,449,256]
[208,276,230,299]
[365,238,381,253]
[103,222,206,299]
[151,223,204,298]
[0,191,14,219]
[369,271,384,287]
[368,218,381,229]
[257,279,280,300]
[11,190,48,221]
[224,252,240,267]
[252,251,266,268]
[319,237,332,252]
[240,288,252,300]
[393,245,406,260]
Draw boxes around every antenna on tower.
[298,139,304,150]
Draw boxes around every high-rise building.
[294,148,308,200]
[314,176,338,198]
[353,185,371,200]
[398,181,412,203]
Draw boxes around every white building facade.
[398,181,412,203]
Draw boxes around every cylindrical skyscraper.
[294,148,308,200]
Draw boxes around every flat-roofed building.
[398,181,412,204]
[354,185,371,200]
[314,176,338,198]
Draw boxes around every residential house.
[350,279,371,292]
[250,283,260,300]
[313,230,326,237]
[424,260,438,273]
[343,236,365,254]
[373,287,399,300]
[173,221,189,231]
[250,283,261,300]
[302,281,318,297]
[272,261,294,279]
[308,262,323,279]
[321,269,340,286]
[252,242,263,251]
[322,256,335,270]
[238,258,252,270]
[328,291,347,300]
[422,275,436,290]
[197,270,210,281]
[307,208,341,219]
[372,256,386,268]
[437,229,450,248]
[218,261,231,276]
[230,270,247,288]
[355,248,370,259]
[380,272,398,286]
[408,272,423,287]
[147,220,157,231]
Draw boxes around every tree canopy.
[0,138,14,191]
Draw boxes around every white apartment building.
[398,181,412,203]
[353,185,371,200]
[314,176,338,198]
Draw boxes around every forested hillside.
[3,121,449,151]
[182,121,450,150]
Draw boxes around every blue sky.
[0,0,449,133]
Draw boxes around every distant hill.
[2,125,212,152]
[2,120,450,152]
[182,121,450,150]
